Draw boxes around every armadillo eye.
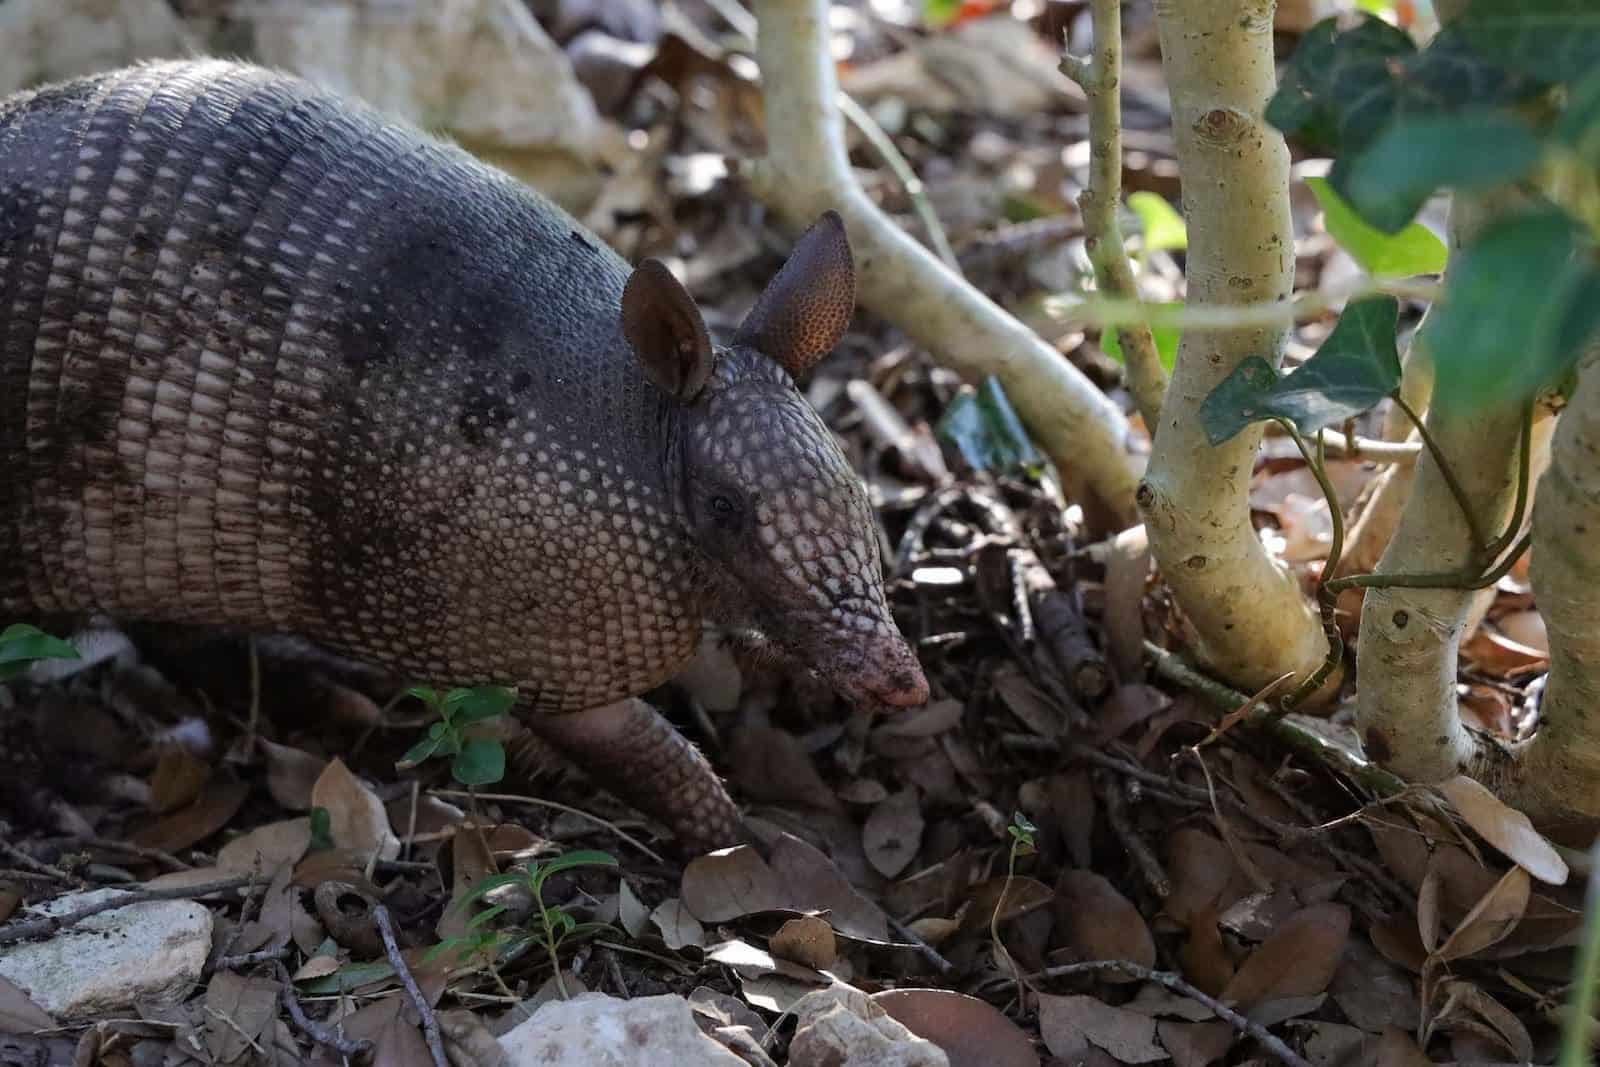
[710,494,736,516]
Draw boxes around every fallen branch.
[0,874,255,946]
[374,903,448,1067]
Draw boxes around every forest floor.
[0,2,1581,1066]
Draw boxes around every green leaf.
[1307,177,1446,277]
[397,732,450,769]
[921,0,960,28]
[297,961,396,994]
[1428,208,1600,411]
[0,624,80,681]
[465,903,509,930]
[1127,192,1187,253]
[453,737,506,786]
[1339,112,1542,233]
[935,376,1046,476]
[308,807,335,851]
[1267,16,1535,161]
[1102,317,1180,373]
[535,850,620,883]
[405,684,440,708]
[456,871,529,909]
[448,685,517,725]
[1454,0,1600,84]
[1198,357,1282,446]
[1197,298,1403,445]
[1555,66,1600,166]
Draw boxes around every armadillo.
[0,60,929,852]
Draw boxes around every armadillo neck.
[0,60,708,711]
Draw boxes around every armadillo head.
[620,212,929,714]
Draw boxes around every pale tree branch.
[1136,0,1332,697]
[743,0,1142,521]
[1059,0,1167,430]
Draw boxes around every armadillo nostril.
[874,667,930,708]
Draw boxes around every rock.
[788,984,950,1067]
[498,992,747,1066]
[247,0,609,213]
[0,889,214,1018]
[0,0,195,97]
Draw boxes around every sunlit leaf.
[1128,191,1187,253]
[1308,177,1447,277]
[936,376,1046,475]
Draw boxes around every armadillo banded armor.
[0,61,704,712]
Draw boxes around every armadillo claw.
[530,698,743,856]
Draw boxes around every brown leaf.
[768,833,891,942]
[863,787,924,879]
[203,971,279,1063]
[257,737,326,812]
[872,988,1038,1067]
[217,817,312,875]
[1157,1019,1233,1067]
[1433,864,1530,963]
[1424,979,1533,1061]
[309,758,400,864]
[650,898,705,951]
[959,875,1054,934]
[1038,993,1166,1063]
[0,974,54,1034]
[769,914,836,971]
[1220,902,1350,1008]
[1162,828,1246,927]
[1092,684,1170,744]
[1179,906,1235,996]
[680,845,787,923]
[1370,913,1427,973]
[992,662,1068,738]
[1437,776,1568,885]
[149,747,212,814]
[1461,624,1547,675]
[1373,1026,1433,1067]
[726,725,843,812]
[132,780,249,852]
[1047,769,1097,869]
[872,698,964,739]
[1495,609,1547,653]
[1053,870,1156,978]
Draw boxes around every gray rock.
[498,993,747,1066]
[0,889,214,1018]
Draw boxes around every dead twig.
[1032,959,1313,1067]
[1093,770,1171,899]
[275,962,374,1060]
[0,874,255,945]
[373,903,448,1067]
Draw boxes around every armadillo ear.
[622,259,714,403]
[735,210,855,377]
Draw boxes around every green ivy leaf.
[448,685,517,725]
[935,376,1046,476]
[1307,177,1446,277]
[1429,208,1600,411]
[1198,298,1402,445]
[1454,0,1600,84]
[1339,112,1542,233]
[1102,318,1181,374]
[1198,357,1282,446]
[398,732,451,769]
[453,737,506,786]
[1128,191,1187,253]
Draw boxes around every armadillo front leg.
[528,700,743,855]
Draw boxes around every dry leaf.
[257,737,326,811]
[768,834,891,943]
[618,880,650,939]
[680,845,787,923]
[726,725,844,812]
[1179,906,1235,996]
[1053,870,1157,978]
[203,972,279,1063]
[149,747,211,814]
[1163,828,1247,927]
[132,780,249,852]
[959,875,1054,934]
[0,974,53,1034]
[872,988,1038,1067]
[1433,865,1530,963]
[1424,979,1533,1061]
[1038,993,1166,1063]
[769,915,837,971]
[217,817,312,875]
[1157,1019,1232,1067]
[650,898,705,951]
[1220,902,1350,1008]
[992,662,1068,737]
[872,698,963,739]
[1373,1025,1434,1067]
[1436,777,1568,885]
[1494,610,1547,653]
[309,758,401,864]
[863,787,924,879]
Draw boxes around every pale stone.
[789,985,949,1067]
[498,992,746,1067]
[0,889,214,1018]
[0,0,194,97]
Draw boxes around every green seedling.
[0,623,79,682]
[428,849,619,999]
[397,684,517,787]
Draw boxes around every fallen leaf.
[1038,993,1166,1063]
[1299,1020,1372,1065]
[873,988,1039,1067]
[726,725,843,812]
[1494,609,1547,653]
[1433,864,1530,962]
[618,880,650,939]
[992,662,1068,738]
[1163,828,1247,927]
[203,971,279,1063]
[0,974,53,1033]
[769,915,837,971]
[132,780,249,852]
[1220,902,1350,1008]
[1157,1019,1232,1067]
[650,898,705,951]
[309,758,401,863]
[257,737,326,811]
[1179,906,1235,996]
[1424,979,1533,1061]
[768,834,891,942]
[1437,776,1568,885]
[863,787,924,879]
[1053,870,1157,978]
[217,817,312,875]
[959,875,1054,934]
[1373,1025,1433,1067]
[872,698,964,739]
[680,845,787,923]
[149,747,211,814]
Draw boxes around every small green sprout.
[397,684,517,787]
[428,849,619,999]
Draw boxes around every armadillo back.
[0,61,700,706]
